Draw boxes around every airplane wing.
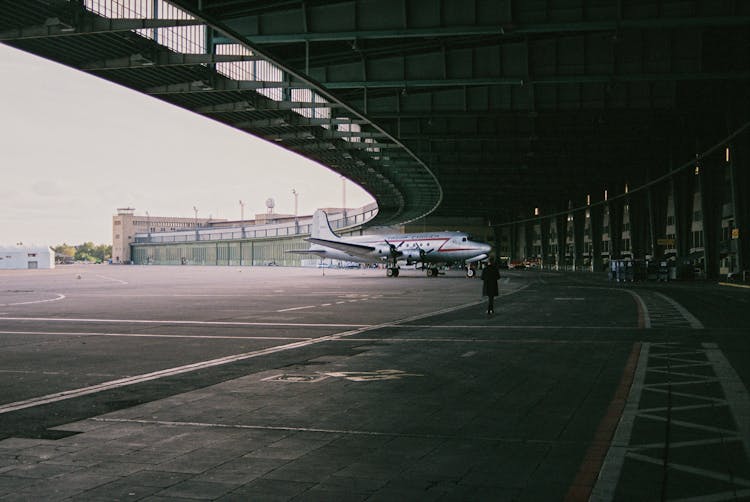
[285,249,329,256]
[465,253,488,263]
[306,238,376,257]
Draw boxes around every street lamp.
[193,206,199,241]
[292,189,299,233]
[239,200,246,238]
[341,176,348,224]
[145,210,151,243]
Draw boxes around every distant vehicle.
[289,210,491,277]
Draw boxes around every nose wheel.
[386,267,400,277]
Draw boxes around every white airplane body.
[292,210,491,277]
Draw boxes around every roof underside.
[2,0,749,225]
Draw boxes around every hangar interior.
[2,0,748,278]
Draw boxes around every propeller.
[415,243,435,269]
[384,240,404,257]
[384,240,404,267]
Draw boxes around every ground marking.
[704,342,750,458]
[322,369,424,381]
[0,299,485,415]
[276,305,317,312]
[0,330,312,341]
[718,282,750,289]
[554,297,585,301]
[0,294,66,307]
[89,417,573,444]
[654,292,704,329]
[0,317,366,328]
[589,342,650,502]
[622,290,650,328]
[94,275,128,285]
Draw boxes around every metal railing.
[134,204,378,244]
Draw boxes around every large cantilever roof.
[2,1,749,225]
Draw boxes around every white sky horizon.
[0,44,374,247]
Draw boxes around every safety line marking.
[87,417,577,445]
[94,275,128,285]
[589,342,651,502]
[653,292,704,329]
[0,299,485,416]
[718,282,750,289]
[0,294,66,307]
[626,452,750,487]
[703,342,750,459]
[0,317,366,328]
[565,343,642,502]
[275,305,316,312]
[0,331,311,341]
[622,290,650,329]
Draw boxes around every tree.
[53,244,76,265]
[54,242,111,263]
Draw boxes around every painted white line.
[703,342,750,459]
[276,305,316,312]
[622,290,651,328]
[95,275,128,285]
[321,303,332,306]
[0,294,66,307]
[461,351,477,358]
[0,299,484,415]
[0,317,366,328]
[89,417,562,444]
[390,325,637,330]
[590,342,650,502]
[0,331,311,341]
[654,292,704,329]
[554,297,585,301]
[626,452,750,487]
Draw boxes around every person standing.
[481,257,500,316]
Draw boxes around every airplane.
[290,210,492,277]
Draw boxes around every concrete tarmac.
[0,264,748,500]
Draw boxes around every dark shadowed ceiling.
[2,0,749,225]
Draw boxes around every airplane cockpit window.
[462,237,467,242]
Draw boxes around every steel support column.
[572,210,585,271]
[590,204,604,272]
[555,211,568,271]
[540,217,551,270]
[608,198,623,260]
[672,170,696,262]
[629,191,649,260]
[729,126,750,275]
[523,221,533,262]
[648,181,670,260]
[700,156,724,280]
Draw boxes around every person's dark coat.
[481,263,500,297]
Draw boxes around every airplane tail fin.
[311,210,341,241]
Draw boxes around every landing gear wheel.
[427,268,439,277]
[466,268,476,278]
[387,267,399,277]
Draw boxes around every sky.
[0,44,374,247]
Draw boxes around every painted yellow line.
[718,282,750,289]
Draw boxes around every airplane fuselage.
[310,231,487,265]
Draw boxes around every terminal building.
[116,203,381,267]
[112,207,224,264]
